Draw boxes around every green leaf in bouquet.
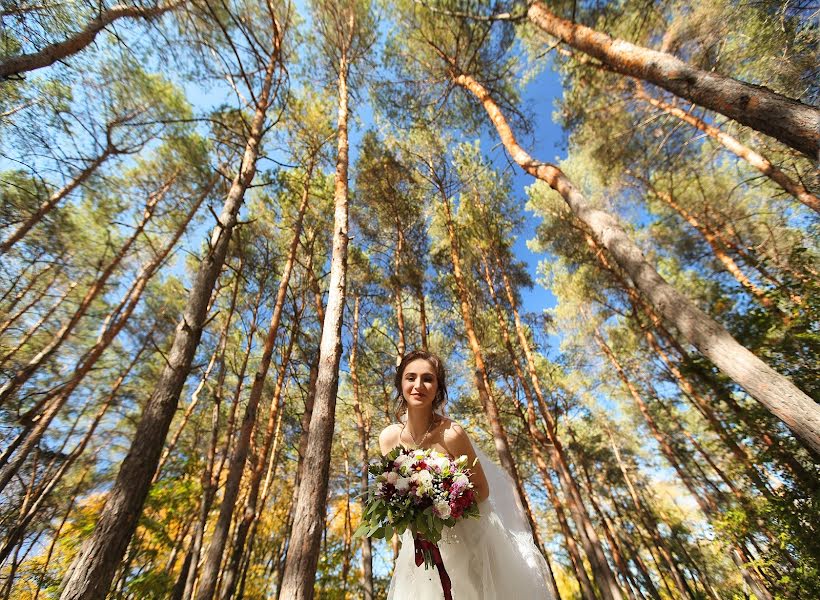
[352,522,370,539]
[384,524,394,540]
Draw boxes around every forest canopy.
[0,0,818,598]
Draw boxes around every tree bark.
[415,282,428,350]
[632,84,819,214]
[393,218,407,358]
[196,153,312,600]
[452,70,820,455]
[594,330,773,600]
[0,279,78,369]
[349,294,375,600]
[57,35,281,599]
[0,0,185,79]
[636,176,783,314]
[439,193,543,561]
[0,328,152,564]
[278,41,352,600]
[526,0,819,158]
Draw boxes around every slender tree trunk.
[637,177,782,314]
[582,228,815,487]
[219,300,301,600]
[415,282,428,350]
[439,193,542,556]
[0,279,78,369]
[0,262,62,339]
[631,84,819,214]
[0,256,56,311]
[0,148,116,254]
[0,0,185,79]
[577,473,641,600]
[196,150,311,600]
[393,219,406,358]
[0,330,152,564]
[643,327,773,496]
[604,432,696,599]
[451,70,820,454]
[278,41,352,600]
[0,174,175,406]
[525,0,819,157]
[57,34,282,599]
[478,254,566,599]
[182,268,254,600]
[494,255,623,600]
[349,294,374,600]
[238,351,289,599]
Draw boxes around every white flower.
[386,471,398,485]
[454,473,469,487]
[433,501,451,519]
[395,476,411,492]
[412,470,434,495]
[428,455,449,473]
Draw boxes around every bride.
[378,350,555,599]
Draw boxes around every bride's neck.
[405,406,434,439]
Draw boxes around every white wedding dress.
[386,443,556,599]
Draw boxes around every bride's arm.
[445,423,490,503]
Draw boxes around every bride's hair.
[394,350,448,420]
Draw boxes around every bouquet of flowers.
[354,446,480,600]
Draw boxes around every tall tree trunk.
[57,32,282,599]
[0,329,152,564]
[494,255,624,600]
[278,43,352,600]
[196,150,312,600]
[0,0,185,79]
[0,279,78,368]
[525,0,819,158]
[415,281,428,351]
[393,218,406,358]
[604,428,699,599]
[478,254,568,600]
[0,258,59,318]
[349,294,374,600]
[582,228,815,486]
[439,193,543,560]
[183,269,258,600]
[635,176,782,314]
[220,300,301,600]
[451,70,820,455]
[632,83,819,214]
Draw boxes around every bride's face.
[401,358,438,409]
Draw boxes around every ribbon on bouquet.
[414,537,452,600]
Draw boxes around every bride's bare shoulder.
[378,423,402,454]
[439,418,468,441]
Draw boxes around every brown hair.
[393,350,448,420]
